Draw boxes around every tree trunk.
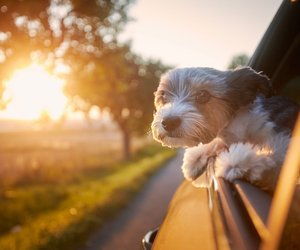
[121,126,131,160]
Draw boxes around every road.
[80,150,184,250]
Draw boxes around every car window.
[273,34,300,103]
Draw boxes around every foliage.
[0,144,176,250]
[64,44,170,158]
[0,0,168,158]
[227,53,250,70]
[0,0,132,75]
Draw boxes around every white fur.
[181,143,208,181]
[152,67,296,191]
[215,143,275,182]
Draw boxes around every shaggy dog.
[151,67,299,192]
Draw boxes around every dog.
[151,67,299,192]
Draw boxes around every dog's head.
[151,67,272,148]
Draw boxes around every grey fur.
[152,67,299,192]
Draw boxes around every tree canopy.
[0,0,132,104]
[0,0,169,159]
[64,44,169,158]
[227,53,250,70]
[0,0,132,73]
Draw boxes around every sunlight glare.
[1,64,68,120]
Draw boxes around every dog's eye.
[195,90,210,104]
[157,90,168,105]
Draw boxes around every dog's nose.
[162,116,181,132]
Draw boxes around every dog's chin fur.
[151,124,214,148]
[155,136,200,148]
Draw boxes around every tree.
[227,53,250,70]
[64,45,169,159]
[0,0,132,98]
[0,0,169,159]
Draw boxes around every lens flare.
[1,64,68,120]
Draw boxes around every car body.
[142,1,300,249]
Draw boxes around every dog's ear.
[226,67,273,107]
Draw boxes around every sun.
[0,64,68,120]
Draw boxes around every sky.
[120,0,283,70]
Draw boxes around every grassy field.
[0,130,176,250]
[0,129,147,187]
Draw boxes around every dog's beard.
[151,109,215,148]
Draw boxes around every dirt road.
[81,150,184,250]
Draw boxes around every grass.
[0,143,176,250]
[0,129,148,187]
